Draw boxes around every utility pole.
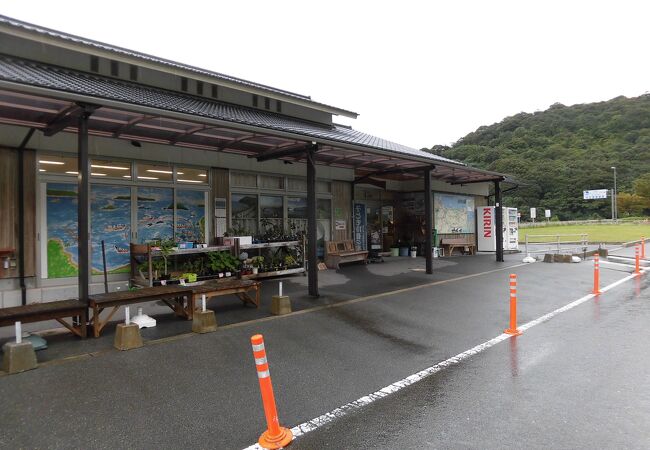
[611,166,617,222]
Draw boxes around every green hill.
[428,95,650,220]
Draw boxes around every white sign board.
[583,189,608,200]
[545,209,551,218]
[477,206,496,252]
[530,207,536,219]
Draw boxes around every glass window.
[176,190,207,242]
[316,181,331,193]
[136,162,173,182]
[38,155,78,176]
[231,193,258,235]
[91,185,131,274]
[287,197,307,219]
[90,159,132,179]
[231,172,257,188]
[317,198,332,256]
[287,197,307,235]
[137,187,174,243]
[177,167,208,184]
[287,178,307,192]
[260,175,284,190]
[260,195,283,234]
[45,183,78,278]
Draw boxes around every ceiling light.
[137,176,159,180]
[177,172,184,175]
[123,175,131,178]
[39,169,46,172]
[198,174,207,177]
[177,179,203,183]
[146,169,173,174]
[91,173,107,176]
[66,171,79,175]
[91,164,130,170]
[39,160,64,165]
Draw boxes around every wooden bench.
[0,300,87,338]
[441,238,476,256]
[188,279,261,312]
[325,240,369,270]
[88,286,193,338]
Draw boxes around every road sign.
[545,209,551,218]
[530,208,536,219]
[583,189,608,200]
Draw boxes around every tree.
[633,173,650,198]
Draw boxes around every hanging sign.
[353,203,367,251]
[583,189,608,200]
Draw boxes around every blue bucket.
[399,247,409,257]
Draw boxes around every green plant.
[251,256,265,268]
[207,251,240,273]
[284,255,296,267]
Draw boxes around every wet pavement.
[0,250,646,449]
[292,272,650,450]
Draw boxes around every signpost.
[530,207,536,223]
[545,209,551,222]
[583,188,614,220]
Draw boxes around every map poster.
[353,203,367,251]
[434,193,476,234]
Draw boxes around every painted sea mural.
[137,187,174,243]
[175,189,206,242]
[90,185,131,274]
[46,183,79,278]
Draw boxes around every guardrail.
[524,233,588,256]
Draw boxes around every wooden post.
[78,108,92,304]
[424,167,433,274]
[494,180,504,262]
[307,143,319,297]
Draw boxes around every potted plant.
[207,251,226,278]
[284,254,297,268]
[410,245,417,258]
[251,256,264,275]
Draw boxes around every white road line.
[243,268,646,450]
[600,260,635,269]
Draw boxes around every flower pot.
[252,267,259,275]
[410,250,417,258]
[390,247,399,257]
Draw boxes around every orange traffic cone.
[504,274,522,336]
[251,334,293,449]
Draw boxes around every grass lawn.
[520,222,650,243]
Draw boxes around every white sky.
[3,1,650,149]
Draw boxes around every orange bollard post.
[635,244,641,275]
[250,334,293,449]
[504,274,522,336]
[592,254,602,294]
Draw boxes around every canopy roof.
[0,55,505,185]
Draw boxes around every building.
[0,15,507,306]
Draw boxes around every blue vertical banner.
[353,203,367,251]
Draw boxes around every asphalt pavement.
[0,250,646,449]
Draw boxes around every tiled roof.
[0,55,464,166]
[0,15,358,116]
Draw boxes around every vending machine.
[477,206,519,252]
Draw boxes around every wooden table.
[188,279,260,314]
[88,286,193,338]
[0,299,87,338]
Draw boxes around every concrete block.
[543,254,554,263]
[2,341,37,374]
[271,295,292,316]
[2,290,21,308]
[192,310,218,334]
[113,323,143,351]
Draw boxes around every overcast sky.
[3,1,649,149]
